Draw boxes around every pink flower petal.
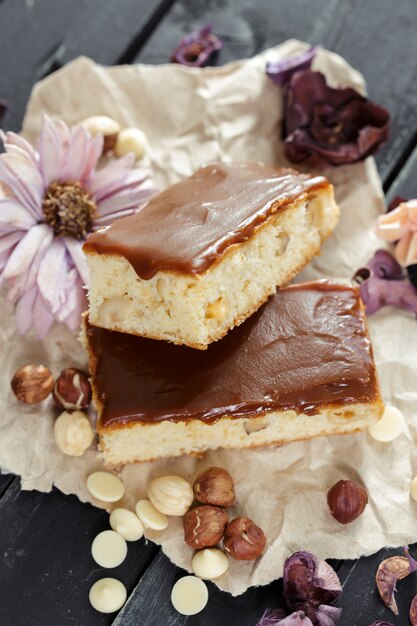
[55,267,79,322]
[14,286,37,335]
[36,115,65,187]
[80,134,103,183]
[62,274,86,331]
[63,237,89,284]
[0,152,44,218]
[33,289,55,339]
[0,230,24,272]
[36,239,68,312]
[377,205,409,241]
[0,198,36,228]
[92,166,151,202]
[88,154,136,199]
[61,124,89,182]
[96,184,154,217]
[0,130,39,167]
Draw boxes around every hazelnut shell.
[183,505,227,549]
[193,467,235,507]
[11,364,54,404]
[53,368,92,410]
[327,479,368,524]
[223,516,266,560]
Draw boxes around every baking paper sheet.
[1,40,416,596]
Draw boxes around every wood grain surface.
[0,0,416,624]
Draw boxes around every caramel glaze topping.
[86,282,380,429]
[83,163,329,279]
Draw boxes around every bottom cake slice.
[84,281,384,465]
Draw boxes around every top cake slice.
[83,162,339,349]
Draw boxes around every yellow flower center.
[42,181,97,240]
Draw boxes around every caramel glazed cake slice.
[83,162,339,349]
[83,281,384,465]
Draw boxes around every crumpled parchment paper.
[1,40,416,596]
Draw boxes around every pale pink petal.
[0,130,39,167]
[0,153,44,217]
[0,230,24,272]
[88,154,136,198]
[56,267,79,322]
[92,166,151,202]
[62,275,86,331]
[377,206,409,241]
[94,208,137,226]
[36,116,64,187]
[96,184,154,217]
[61,124,89,182]
[63,237,89,284]
[14,286,37,335]
[81,134,103,183]
[0,198,36,228]
[33,290,55,339]
[36,239,67,312]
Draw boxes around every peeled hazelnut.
[327,479,368,524]
[148,475,193,516]
[184,505,227,549]
[114,127,149,160]
[80,115,121,153]
[11,364,54,404]
[223,517,266,560]
[53,368,91,410]
[193,467,235,507]
[54,410,94,456]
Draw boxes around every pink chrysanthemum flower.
[0,115,156,338]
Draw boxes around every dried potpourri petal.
[266,46,320,87]
[170,23,223,67]
[353,249,417,315]
[410,595,417,626]
[369,622,395,625]
[257,610,314,626]
[376,547,417,615]
[257,609,287,625]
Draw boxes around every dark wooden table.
[1,1,417,624]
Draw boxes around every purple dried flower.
[369,622,395,626]
[266,46,320,87]
[267,63,390,166]
[376,547,417,615]
[283,552,342,625]
[353,249,417,315]
[0,115,157,338]
[171,23,223,67]
[257,608,287,626]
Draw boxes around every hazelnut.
[148,475,193,516]
[223,517,266,560]
[80,115,121,153]
[193,467,235,507]
[53,368,91,410]
[11,364,54,404]
[54,410,94,456]
[184,505,228,549]
[327,479,368,524]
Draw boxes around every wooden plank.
[113,550,287,626]
[0,0,175,132]
[135,0,417,185]
[0,477,158,626]
[387,143,417,203]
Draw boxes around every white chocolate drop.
[148,475,193,516]
[369,406,404,442]
[87,471,125,503]
[192,548,229,579]
[135,499,168,531]
[109,508,144,541]
[91,530,127,568]
[114,127,149,160]
[171,576,208,616]
[89,577,127,613]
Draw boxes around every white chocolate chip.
[109,508,144,541]
[369,406,404,442]
[89,577,127,613]
[54,410,94,456]
[148,475,193,516]
[171,576,208,616]
[411,476,417,502]
[192,548,229,579]
[114,127,149,160]
[135,499,168,530]
[87,471,125,503]
[80,115,121,137]
[91,530,127,568]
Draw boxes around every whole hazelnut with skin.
[193,467,235,507]
[53,368,92,410]
[11,364,54,404]
[223,517,266,560]
[80,115,121,153]
[183,505,228,549]
[327,479,368,524]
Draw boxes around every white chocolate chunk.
[91,530,127,568]
[171,576,208,616]
[369,406,404,442]
[87,471,125,503]
[148,475,193,516]
[192,548,229,579]
[114,127,149,160]
[109,508,144,541]
[135,499,168,530]
[89,578,127,613]
[54,410,94,456]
